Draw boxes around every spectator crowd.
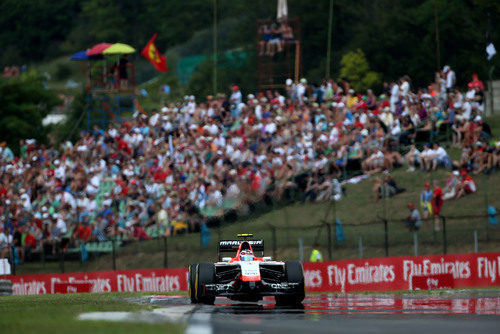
[1,64,498,262]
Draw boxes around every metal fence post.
[383,219,389,257]
[413,232,418,256]
[326,222,332,260]
[474,230,478,253]
[441,216,447,254]
[298,238,304,262]
[358,236,363,259]
[163,236,168,268]
[112,237,116,270]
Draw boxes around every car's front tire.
[275,261,305,305]
[188,263,198,303]
[196,262,216,305]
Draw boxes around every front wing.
[204,281,302,297]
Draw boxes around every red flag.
[141,33,168,72]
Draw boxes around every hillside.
[17,154,500,274]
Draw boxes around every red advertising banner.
[303,252,500,292]
[4,268,188,296]
[53,282,93,294]
[1,252,499,295]
[410,273,454,290]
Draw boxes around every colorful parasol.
[102,43,136,55]
[86,43,113,56]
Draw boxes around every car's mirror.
[263,256,272,261]
[222,257,232,262]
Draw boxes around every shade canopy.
[70,50,89,61]
[86,43,113,56]
[102,43,136,55]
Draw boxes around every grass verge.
[0,292,184,334]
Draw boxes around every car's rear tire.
[196,262,216,305]
[188,263,198,303]
[275,261,305,306]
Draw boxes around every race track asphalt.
[148,291,500,334]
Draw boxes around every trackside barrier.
[303,252,500,293]
[2,252,499,295]
[2,268,188,295]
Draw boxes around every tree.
[339,49,381,92]
[0,72,61,153]
[81,0,127,42]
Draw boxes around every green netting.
[177,51,248,85]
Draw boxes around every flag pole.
[325,0,333,78]
[213,0,217,95]
[433,0,441,71]
[487,13,494,116]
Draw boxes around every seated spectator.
[431,142,451,170]
[362,148,384,175]
[442,170,459,200]
[302,174,319,203]
[132,223,150,241]
[404,145,420,172]
[373,174,404,202]
[455,170,477,199]
[258,24,272,56]
[383,147,403,171]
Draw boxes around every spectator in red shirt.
[132,224,150,241]
[468,73,484,91]
[432,181,443,231]
[74,222,92,243]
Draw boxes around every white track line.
[185,307,213,334]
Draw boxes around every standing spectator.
[0,226,11,259]
[431,181,443,231]
[468,73,484,91]
[390,80,400,113]
[420,182,433,228]
[405,203,422,231]
[309,243,323,262]
[443,65,456,93]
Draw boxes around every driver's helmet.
[240,249,254,261]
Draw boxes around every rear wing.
[218,240,264,260]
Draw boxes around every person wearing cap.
[230,85,242,118]
[431,181,443,231]
[420,182,433,227]
[468,73,484,91]
[405,203,422,231]
[455,170,477,199]
[297,78,307,105]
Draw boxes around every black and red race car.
[188,234,305,305]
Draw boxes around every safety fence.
[6,212,499,275]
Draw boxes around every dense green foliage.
[0,72,61,152]
[339,49,381,91]
[1,0,499,92]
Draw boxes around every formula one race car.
[188,234,305,305]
